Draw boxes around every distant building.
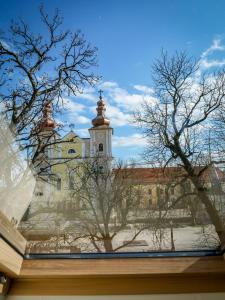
[115,166,225,211]
[22,92,113,222]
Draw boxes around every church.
[33,91,114,196]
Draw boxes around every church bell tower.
[89,90,113,165]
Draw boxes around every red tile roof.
[113,166,224,185]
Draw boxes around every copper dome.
[38,102,56,131]
[92,93,110,127]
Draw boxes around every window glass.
[57,178,61,191]
[99,143,103,152]
[1,4,225,257]
[68,149,76,154]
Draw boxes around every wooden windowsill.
[19,255,225,278]
[8,255,225,295]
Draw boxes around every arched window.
[148,188,152,207]
[170,186,175,195]
[57,178,61,191]
[99,143,103,152]
[99,165,104,174]
[69,171,75,190]
[68,148,76,154]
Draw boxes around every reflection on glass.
[0,86,224,255]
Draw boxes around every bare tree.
[0,5,99,165]
[62,159,148,252]
[135,51,225,249]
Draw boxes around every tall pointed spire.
[92,90,110,127]
[38,102,56,131]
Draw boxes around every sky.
[1,0,225,161]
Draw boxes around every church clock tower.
[89,91,113,165]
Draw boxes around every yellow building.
[25,92,113,218]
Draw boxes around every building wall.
[135,182,186,209]
[52,132,84,191]
[89,127,113,158]
[60,134,83,159]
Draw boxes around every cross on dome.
[98,89,103,99]
[92,91,110,127]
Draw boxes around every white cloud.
[201,39,225,58]
[107,105,132,127]
[200,58,225,69]
[75,128,89,137]
[200,38,225,70]
[62,98,90,125]
[133,85,154,94]
[75,115,91,124]
[77,93,96,102]
[100,81,118,90]
[63,98,85,113]
[111,88,157,112]
[76,87,96,102]
[113,133,147,148]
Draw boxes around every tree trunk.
[103,235,113,252]
[193,178,225,250]
[176,147,225,250]
[170,220,175,251]
[181,170,225,249]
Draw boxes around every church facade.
[33,92,113,197]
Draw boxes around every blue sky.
[1,0,225,161]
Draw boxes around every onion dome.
[38,102,56,131]
[92,90,110,127]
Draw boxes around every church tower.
[89,91,113,165]
[34,102,57,170]
[33,102,57,196]
[22,102,57,222]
